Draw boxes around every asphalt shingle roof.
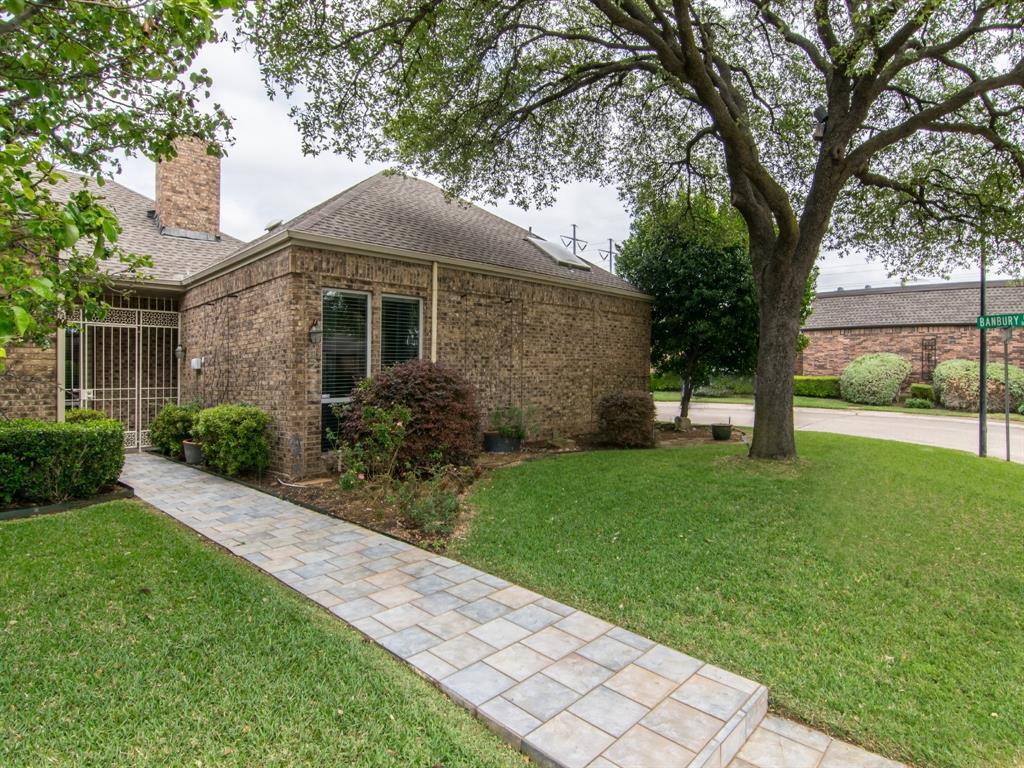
[52,172,242,282]
[266,171,643,296]
[805,281,1024,329]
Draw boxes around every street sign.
[977,313,1024,329]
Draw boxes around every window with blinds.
[321,289,370,450]
[381,295,422,367]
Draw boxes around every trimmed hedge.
[150,402,201,459]
[840,353,912,405]
[596,391,655,448]
[909,383,934,402]
[341,360,480,472]
[793,375,840,398]
[932,359,1024,412]
[649,371,682,392]
[64,408,109,423]
[0,419,125,504]
[192,404,271,476]
[695,375,755,397]
[904,398,934,409]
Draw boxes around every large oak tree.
[240,0,1024,458]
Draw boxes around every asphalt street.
[656,401,1024,463]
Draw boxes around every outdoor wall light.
[308,319,323,344]
[175,344,184,361]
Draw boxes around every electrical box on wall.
[190,357,204,371]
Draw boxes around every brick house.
[800,281,1024,382]
[1,140,651,476]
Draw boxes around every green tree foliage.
[238,0,1024,458]
[0,0,233,366]
[618,197,758,418]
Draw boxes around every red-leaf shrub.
[596,390,656,448]
[341,361,480,472]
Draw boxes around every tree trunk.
[749,256,808,459]
[679,377,693,418]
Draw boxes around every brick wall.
[155,137,220,236]
[0,340,57,420]
[181,246,650,477]
[802,324,1024,381]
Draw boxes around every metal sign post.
[976,314,1024,460]
[979,244,987,457]
[1003,327,1013,462]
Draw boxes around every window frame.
[320,287,372,406]
[380,293,424,367]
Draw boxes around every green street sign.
[977,313,1024,329]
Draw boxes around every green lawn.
[454,434,1024,768]
[653,389,1024,420]
[0,501,519,767]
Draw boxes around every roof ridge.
[290,170,392,233]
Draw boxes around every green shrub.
[64,408,108,423]
[793,375,841,398]
[341,361,480,472]
[839,353,912,405]
[695,374,755,397]
[649,371,681,392]
[932,359,1024,412]
[910,383,935,402]
[333,403,410,489]
[192,404,271,476]
[395,466,464,537]
[596,391,655,447]
[904,398,934,409]
[0,419,124,504]
[149,402,201,459]
[489,404,539,440]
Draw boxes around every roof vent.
[264,218,283,232]
[525,236,591,271]
[836,287,844,291]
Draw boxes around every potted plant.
[711,423,732,441]
[484,405,536,453]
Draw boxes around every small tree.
[618,197,758,418]
[0,0,233,367]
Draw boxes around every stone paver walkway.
[122,453,904,768]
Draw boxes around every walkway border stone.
[121,453,904,768]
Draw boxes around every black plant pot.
[711,424,732,441]
[484,433,522,453]
[182,440,204,465]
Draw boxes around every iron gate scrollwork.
[63,296,179,449]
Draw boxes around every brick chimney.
[154,137,221,240]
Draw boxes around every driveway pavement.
[657,401,1024,463]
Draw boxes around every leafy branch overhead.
[0,0,234,359]
[239,0,1024,458]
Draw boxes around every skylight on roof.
[525,236,591,271]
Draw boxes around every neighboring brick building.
[1,142,651,475]
[801,282,1024,382]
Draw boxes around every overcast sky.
[109,32,997,293]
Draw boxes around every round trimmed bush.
[150,402,201,459]
[64,408,109,423]
[932,359,1024,412]
[340,360,480,472]
[596,390,656,447]
[192,404,271,476]
[839,353,912,405]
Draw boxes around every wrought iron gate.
[62,295,180,449]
